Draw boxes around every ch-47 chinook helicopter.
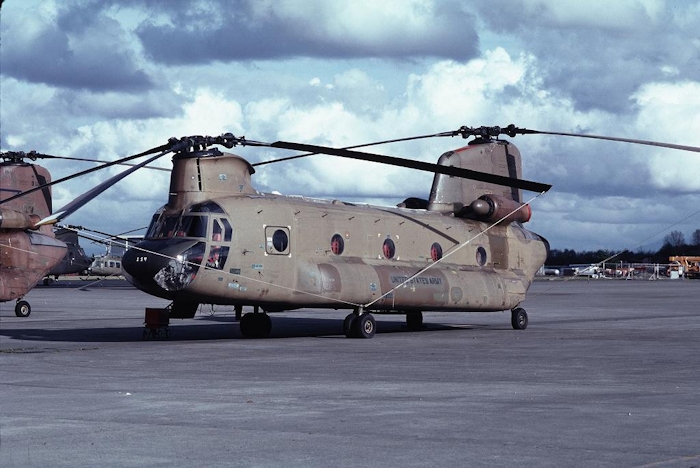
[51,123,687,340]
[115,126,549,339]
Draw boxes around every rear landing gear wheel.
[15,300,31,318]
[511,308,528,330]
[343,311,376,339]
[353,314,376,339]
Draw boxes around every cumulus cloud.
[473,0,700,113]
[133,0,479,64]
[633,81,700,191]
[1,0,153,92]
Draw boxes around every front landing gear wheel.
[15,300,31,317]
[511,308,528,330]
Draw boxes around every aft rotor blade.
[1,143,172,206]
[515,128,700,153]
[36,148,171,226]
[270,141,552,193]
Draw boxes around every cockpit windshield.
[145,202,228,239]
[189,201,225,213]
[176,215,207,238]
[146,212,207,239]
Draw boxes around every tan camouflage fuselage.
[124,140,548,315]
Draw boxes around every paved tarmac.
[1,277,699,467]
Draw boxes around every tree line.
[547,229,700,265]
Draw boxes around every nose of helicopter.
[122,239,205,297]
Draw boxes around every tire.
[259,314,272,338]
[343,313,357,338]
[240,313,271,338]
[353,314,376,339]
[240,313,256,338]
[511,308,528,330]
[15,300,31,318]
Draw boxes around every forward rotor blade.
[253,131,454,167]
[270,141,551,193]
[1,143,172,206]
[36,149,171,226]
[38,153,171,172]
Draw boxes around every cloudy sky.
[2,0,700,255]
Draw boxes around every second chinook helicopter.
[0,146,173,315]
[0,152,67,316]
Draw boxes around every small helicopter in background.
[86,234,143,277]
[88,250,124,278]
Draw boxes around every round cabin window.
[331,234,344,255]
[430,242,443,262]
[476,246,487,266]
[383,238,396,259]
[272,229,289,252]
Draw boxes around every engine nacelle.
[467,194,531,224]
[0,209,40,230]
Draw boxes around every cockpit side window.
[220,218,232,242]
[145,214,160,238]
[206,218,230,270]
[212,220,223,242]
[206,245,229,270]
